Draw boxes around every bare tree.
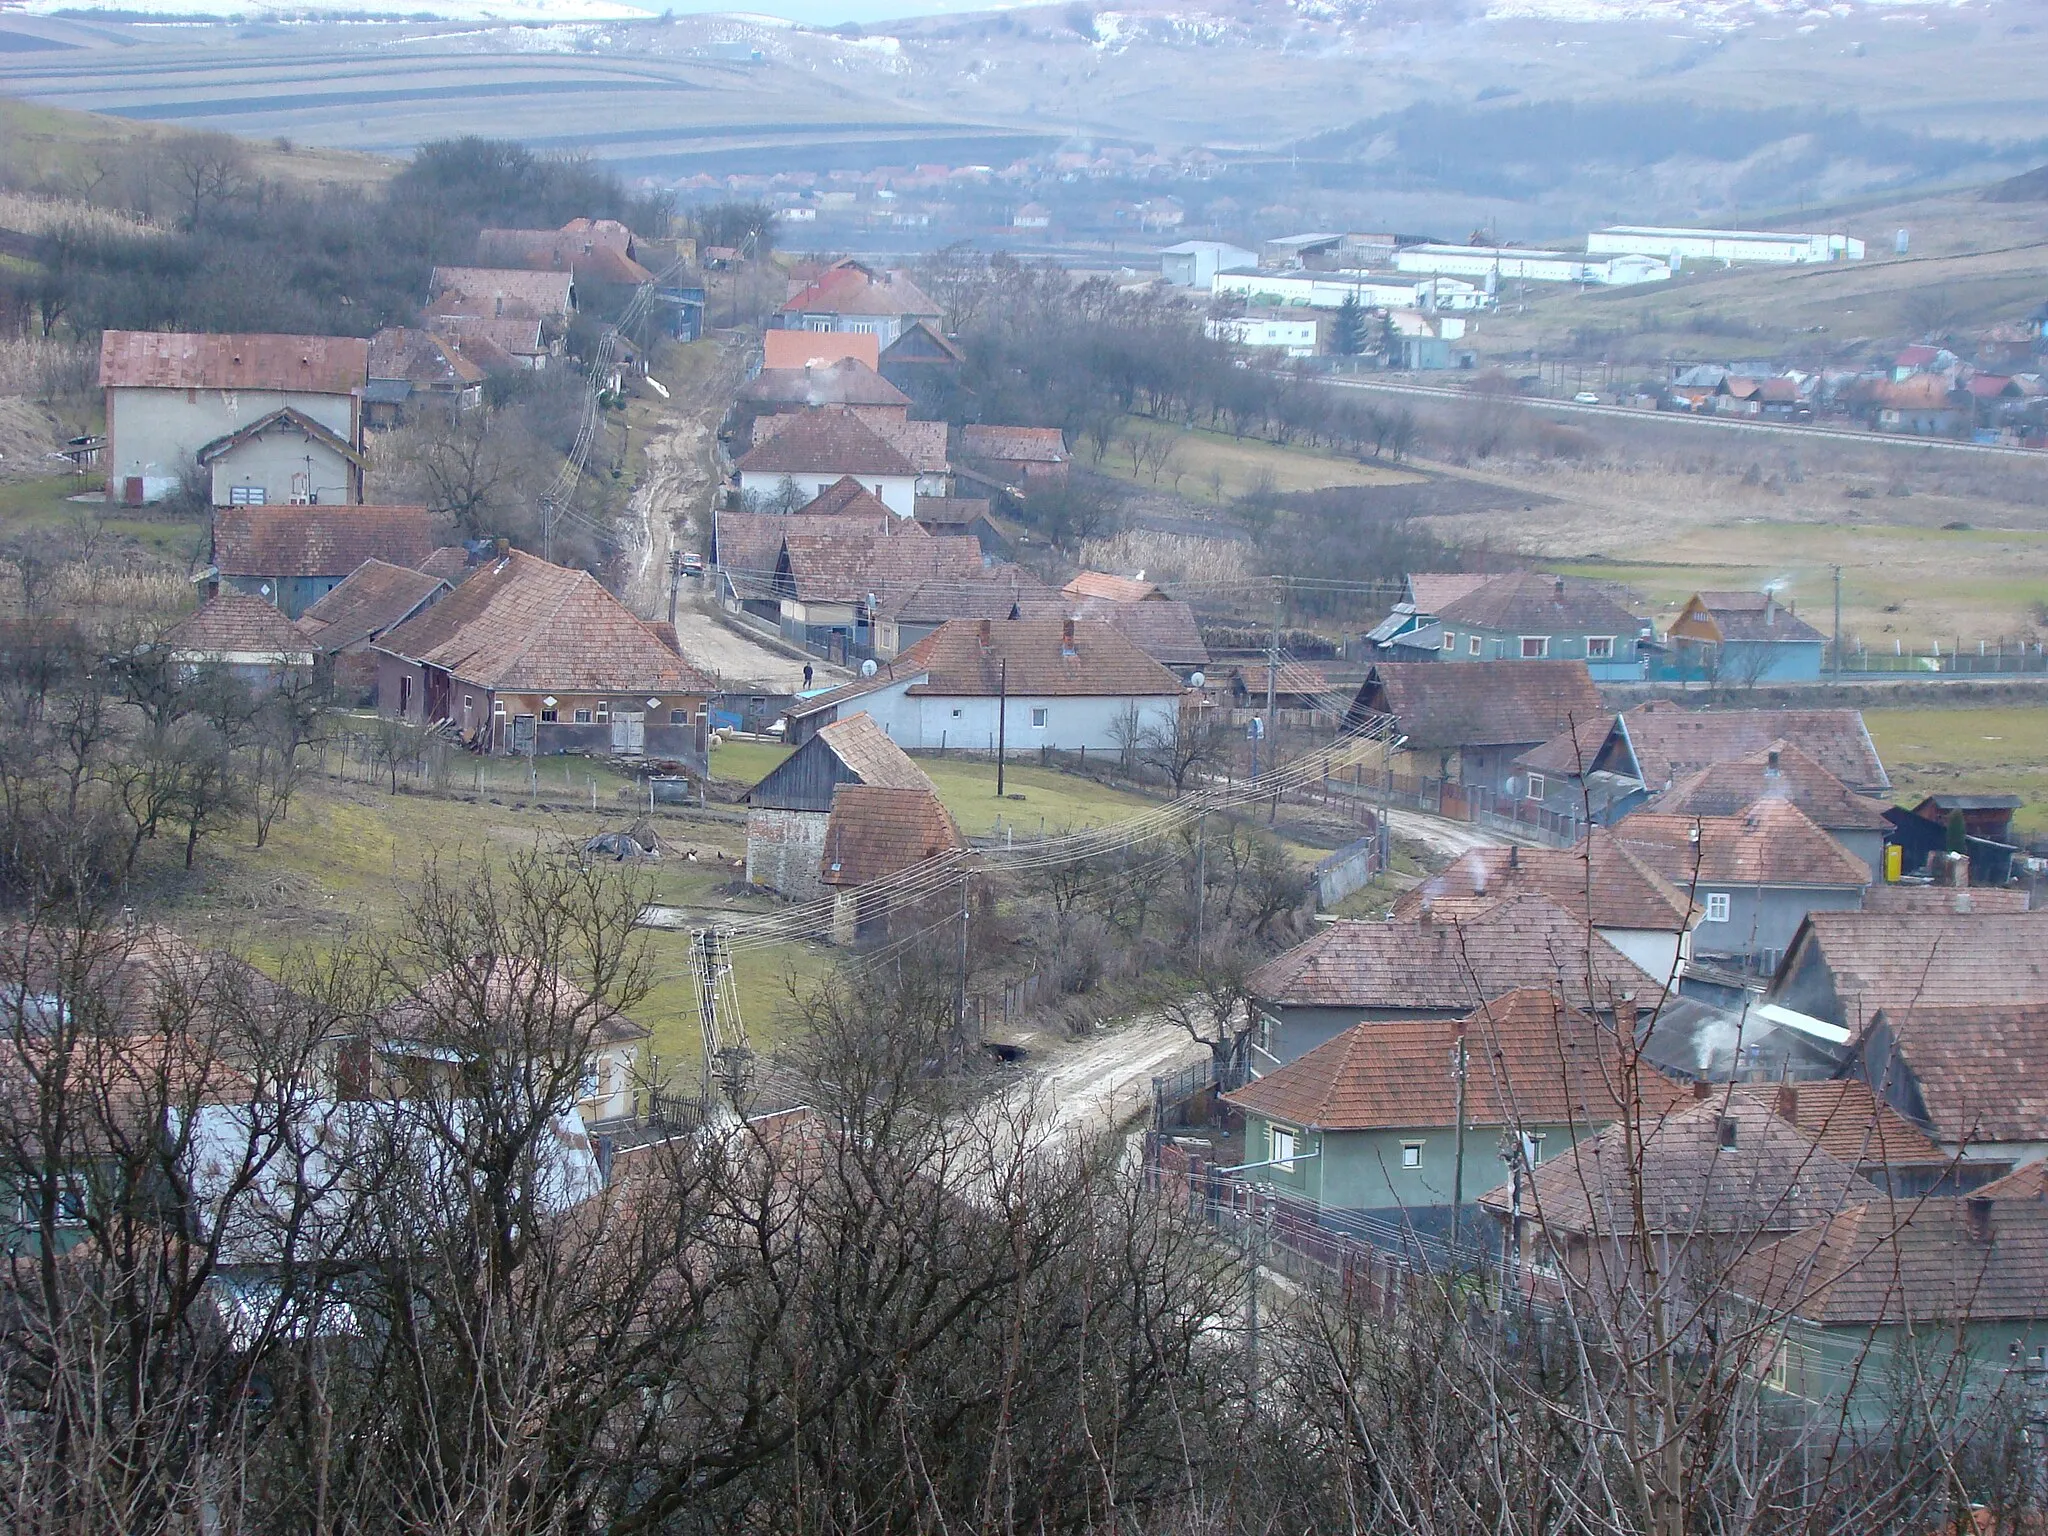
[1138,707,1230,797]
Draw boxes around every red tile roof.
[1642,741,1890,832]
[1063,571,1163,604]
[780,266,939,321]
[383,956,649,1050]
[1482,1091,1871,1237]
[961,425,1067,464]
[778,523,985,606]
[814,713,934,790]
[799,475,897,518]
[1355,661,1605,749]
[1737,1196,2048,1326]
[1069,594,1210,668]
[1407,571,1505,612]
[1609,800,1872,890]
[211,505,435,579]
[376,549,713,695]
[1864,1002,2048,1144]
[1435,571,1640,636]
[1604,700,1890,793]
[741,359,910,410]
[368,327,486,388]
[1391,836,1695,934]
[298,559,450,651]
[99,331,368,395]
[1249,893,1662,1014]
[1785,911,2048,1020]
[762,331,880,371]
[737,406,917,477]
[429,266,574,322]
[904,617,1183,698]
[819,785,962,887]
[1766,1080,1946,1166]
[1677,591,1826,646]
[1226,986,1689,1132]
[162,594,316,660]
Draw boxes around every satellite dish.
[860,659,879,678]
[1188,670,1206,689]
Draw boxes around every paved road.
[1309,375,2045,460]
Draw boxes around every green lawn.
[1863,706,2048,839]
[0,476,204,563]
[707,738,791,790]
[914,757,1168,840]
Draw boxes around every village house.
[768,517,988,658]
[427,314,552,374]
[914,496,1012,560]
[296,558,452,700]
[100,331,369,507]
[1428,572,1646,680]
[474,218,655,288]
[744,713,937,899]
[1515,700,1890,823]
[710,501,897,625]
[428,267,575,326]
[1734,1188,2048,1428]
[776,260,942,346]
[1060,570,1209,673]
[372,957,650,1126]
[365,328,486,427]
[1346,659,1605,795]
[958,425,1069,492]
[736,407,923,516]
[1883,792,2026,884]
[764,330,881,371]
[159,593,319,690]
[1391,836,1699,985]
[205,504,436,618]
[819,783,965,946]
[1641,744,1892,879]
[1765,909,2048,1043]
[1227,988,1691,1232]
[1606,800,1873,974]
[782,616,1184,753]
[1665,590,1827,683]
[1247,892,1663,1067]
[873,564,1064,659]
[375,548,713,760]
[1484,1090,1873,1312]
[1840,1000,2048,1175]
[736,358,913,438]
[878,322,965,415]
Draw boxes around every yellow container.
[1884,843,1903,882]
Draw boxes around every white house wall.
[1596,927,1686,988]
[108,386,356,504]
[209,433,356,506]
[845,683,1180,751]
[740,468,917,516]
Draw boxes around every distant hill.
[1984,164,2048,203]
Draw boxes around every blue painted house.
[1431,572,1648,682]
[209,504,437,619]
[1665,590,1826,683]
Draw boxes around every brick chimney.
[1966,1195,1995,1245]
[1775,1083,1799,1124]
[978,618,992,651]
[1061,617,1077,656]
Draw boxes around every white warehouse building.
[1213,270,1491,312]
[1206,315,1321,357]
[1160,240,1259,288]
[1586,225,1865,265]
[1392,245,1671,286]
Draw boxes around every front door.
[610,711,645,755]
[512,714,536,753]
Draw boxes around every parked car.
[681,551,704,576]
[1572,390,1602,405]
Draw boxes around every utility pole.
[1266,576,1281,825]
[667,548,682,626]
[1194,811,1207,954]
[1450,1029,1469,1258]
[1831,564,1843,680]
[995,657,1008,797]
[954,873,971,1051]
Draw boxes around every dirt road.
[619,342,740,620]
[1007,1014,1206,1141]
[669,604,819,691]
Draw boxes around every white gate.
[610,711,645,755]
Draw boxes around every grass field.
[1863,706,2048,839]
[706,739,791,790]
[1092,417,1425,502]
[0,476,205,564]
[915,757,1168,841]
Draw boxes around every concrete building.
[1213,270,1488,312]
[99,331,368,506]
[1159,240,1258,288]
[1586,225,1864,265]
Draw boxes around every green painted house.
[1223,987,1690,1232]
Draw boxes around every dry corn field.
[1078,528,1254,591]
[0,190,157,241]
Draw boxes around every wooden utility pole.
[667,548,682,626]
[1831,564,1843,680]
[995,658,1008,797]
[1266,576,1281,824]
[953,873,971,1049]
[1450,1029,1469,1255]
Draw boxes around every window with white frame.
[1586,635,1615,659]
[1525,773,1547,801]
[1030,707,1048,728]
[1520,636,1550,659]
[1704,892,1731,923]
[1400,1140,1423,1170]
[228,484,267,506]
[1469,635,1482,656]
[1442,632,1456,652]
[1269,1125,1298,1171]
[573,708,592,724]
